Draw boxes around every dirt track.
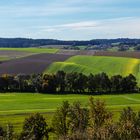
[0,53,71,75]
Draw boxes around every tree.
[117,107,137,140]
[89,97,112,128]
[0,76,8,92]
[65,72,87,93]
[65,72,76,92]
[42,74,57,93]
[87,74,97,93]
[118,45,129,51]
[134,111,140,138]
[0,125,6,139]
[6,75,19,92]
[20,113,49,140]
[52,101,88,139]
[15,74,30,92]
[121,74,137,92]
[76,73,87,93]
[91,74,101,92]
[68,102,88,139]
[134,45,140,51]
[87,97,113,139]
[111,75,123,92]
[99,72,111,92]
[93,73,111,93]
[52,101,70,139]
[30,74,43,93]
[1,74,10,92]
[56,71,66,92]
[70,73,87,93]
[6,123,14,140]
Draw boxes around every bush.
[19,113,49,140]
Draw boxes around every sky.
[0,0,140,40]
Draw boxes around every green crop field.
[46,55,140,84]
[0,93,140,132]
[0,48,59,54]
[0,56,11,61]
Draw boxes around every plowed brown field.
[0,53,71,74]
[94,51,140,59]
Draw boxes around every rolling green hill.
[46,56,140,83]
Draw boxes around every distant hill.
[0,38,140,48]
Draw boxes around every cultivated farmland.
[57,49,96,55]
[57,49,140,58]
[94,51,140,59]
[0,53,72,74]
[0,48,140,136]
[0,47,59,54]
[0,48,59,62]
[0,50,33,61]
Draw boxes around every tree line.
[1,97,140,140]
[0,71,138,94]
[0,38,140,47]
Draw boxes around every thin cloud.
[40,17,138,31]
[36,17,140,39]
[0,0,140,39]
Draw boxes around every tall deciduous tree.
[118,107,137,140]
[88,97,113,139]
[42,74,57,93]
[68,102,88,139]
[56,71,66,92]
[111,75,123,92]
[87,74,97,93]
[52,101,70,139]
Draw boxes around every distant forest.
[0,38,140,48]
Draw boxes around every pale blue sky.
[0,0,140,40]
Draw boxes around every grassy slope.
[0,93,140,131]
[0,48,59,54]
[46,56,140,83]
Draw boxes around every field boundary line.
[0,108,56,113]
[121,95,140,102]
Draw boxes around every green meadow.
[0,56,11,61]
[0,93,140,131]
[0,48,59,54]
[46,55,140,84]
